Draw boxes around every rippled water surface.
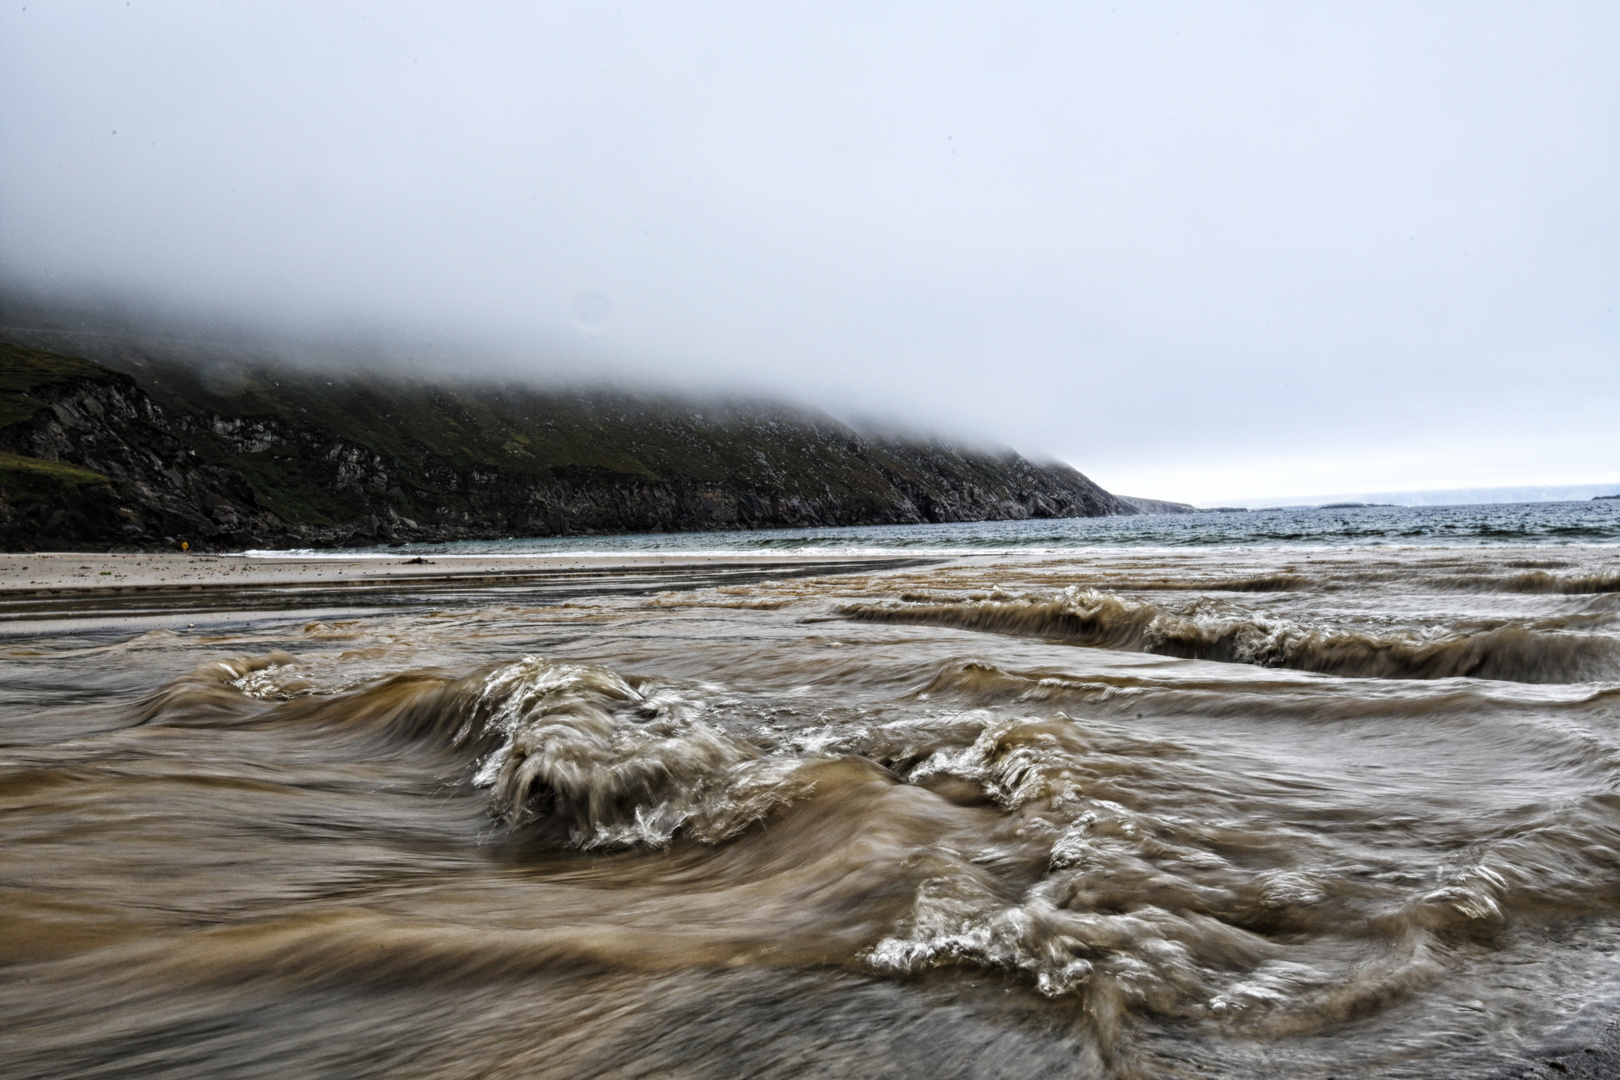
[271,498,1620,557]
[8,508,1620,1078]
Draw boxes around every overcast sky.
[2,2,1616,503]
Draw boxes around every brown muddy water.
[5,544,1620,1079]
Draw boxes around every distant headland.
[0,339,1137,551]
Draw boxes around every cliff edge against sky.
[0,340,1133,550]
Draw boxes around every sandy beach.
[0,549,940,635]
[0,550,927,595]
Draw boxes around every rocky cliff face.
[0,341,1133,550]
[1117,495,1201,515]
[0,347,288,547]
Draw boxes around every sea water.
[7,501,1620,1079]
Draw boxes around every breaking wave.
[467,657,822,849]
[1494,570,1620,594]
[124,655,1620,1016]
[128,654,832,853]
[840,587,1620,683]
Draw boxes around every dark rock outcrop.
[0,341,1134,550]
[1117,495,1201,515]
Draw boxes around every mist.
[2,2,1616,504]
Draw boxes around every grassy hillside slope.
[0,338,1130,550]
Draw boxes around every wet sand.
[0,551,938,636]
[0,550,923,593]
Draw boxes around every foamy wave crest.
[470,657,817,849]
[133,653,823,851]
[842,587,1620,682]
[134,652,305,723]
[842,713,1438,1034]
[108,647,1620,1059]
[1496,570,1620,594]
[839,712,1620,1038]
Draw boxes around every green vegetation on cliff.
[0,338,1131,549]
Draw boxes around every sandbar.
[0,550,933,601]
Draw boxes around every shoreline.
[0,553,946,621]
[0,550,936,596]
[0,552,942,633]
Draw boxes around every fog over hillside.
[2,3,1616,503]
[0,336,1131,550]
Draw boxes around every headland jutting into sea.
[0,337,1149,553]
